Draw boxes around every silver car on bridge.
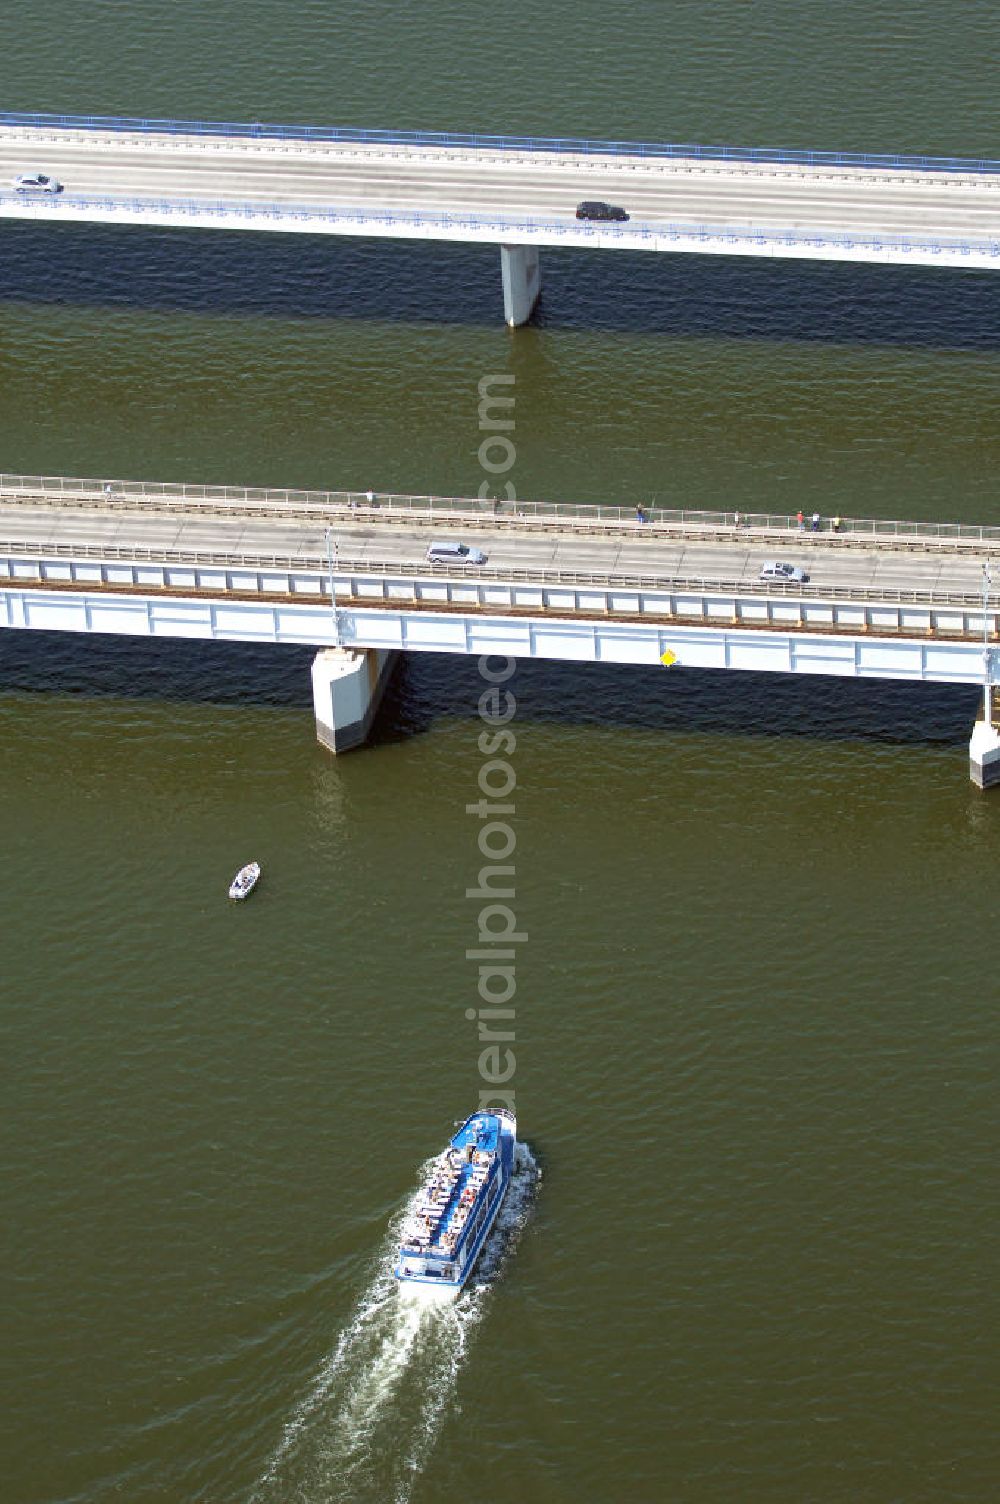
[759,560,810,584]
[12,171,63,194]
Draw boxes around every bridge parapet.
[2,190,998,273]
[3,111,1000,179]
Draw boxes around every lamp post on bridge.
[326,526,340,646]
[983,563,992,727]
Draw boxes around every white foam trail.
[252,1147,540,1504]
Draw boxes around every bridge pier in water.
[969,684,1000,789]
[311,647,398,754]
[500,245,541,326]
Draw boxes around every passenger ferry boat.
[395,1108,517,1298]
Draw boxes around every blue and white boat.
[395,1109,517,1299]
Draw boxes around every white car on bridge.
[426,540,488,566]
[759,560,810,584]
[12,171,63,194]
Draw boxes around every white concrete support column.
[970,684,1000,788]
[311,646,398,754]
[500,244,541,327]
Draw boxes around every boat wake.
[251,1144,538,1504]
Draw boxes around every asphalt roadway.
[1,130,999,240]
[0,504,992,599]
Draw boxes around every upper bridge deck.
[2,114,999,322]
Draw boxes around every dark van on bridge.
[575,200,630,222]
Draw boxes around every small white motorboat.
[228,862,261,901]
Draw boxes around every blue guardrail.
[1,190,998,259]
[2,110,1000,176]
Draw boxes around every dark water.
[2,6,1000,1502]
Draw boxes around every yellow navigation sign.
[660,648,678,667]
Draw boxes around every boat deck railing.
[452,1160,500,1257]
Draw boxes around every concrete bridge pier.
[500,244,541,326]
[311,647,398,753]
[969,684,1000,789]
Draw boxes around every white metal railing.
[1,473,999,552]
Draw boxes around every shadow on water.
[0,631,981,749]
[1,222,999,348]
